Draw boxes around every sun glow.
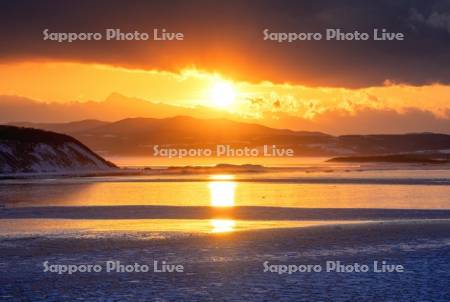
[208,175,236,232]
[210,219,236,233]
[209,80,237,108]
[208,175,236,207]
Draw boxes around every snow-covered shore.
[1,220,449,301]
[0,125,117,174]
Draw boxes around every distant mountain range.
[0,126,117,174]
[8,117,450,157]
[0,93,234,123]
[2,93,449,135]
[328,153,450,164]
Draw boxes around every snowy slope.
[0,126,117,173]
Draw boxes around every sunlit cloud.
[0,60,448,134]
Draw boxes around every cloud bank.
[0,0,449,87]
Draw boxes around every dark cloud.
[0,0,449,87]
[409,7,450,33]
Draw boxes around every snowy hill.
[0,126,117,174]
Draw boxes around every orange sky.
[0,62,450,114]
[0,61,449,122]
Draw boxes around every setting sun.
[209,81,237,108]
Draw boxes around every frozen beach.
[1,166,449,301]
[1,220,449,301]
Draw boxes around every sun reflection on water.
[208,175,236,207]
[210,219,236,233]
[209,175,236,232]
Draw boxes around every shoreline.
[1,161,450,180]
